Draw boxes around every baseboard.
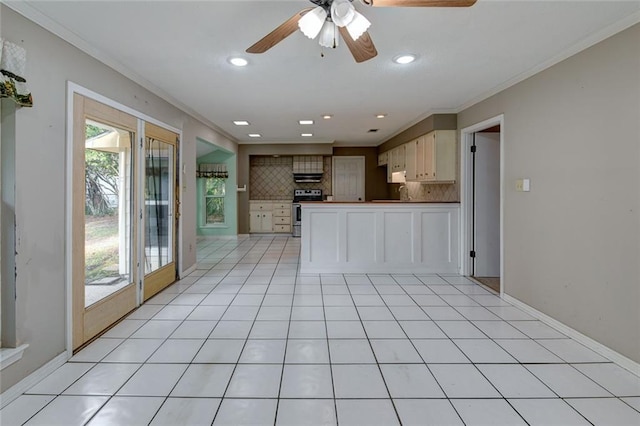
[0,351,68,409]
[502,293,640,377]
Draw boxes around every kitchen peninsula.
[300,201,460,274]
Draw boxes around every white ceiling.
[11,0,640,146]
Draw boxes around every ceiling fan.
[246,0,478,63]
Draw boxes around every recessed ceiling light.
[233,120,250,126]
[322,114,333,120]
[376,114,387,119]
[299,120,314,125]
[393,54,416,65]
[301,133,313,137]
[248,133,261,138]
[229,57,248,67]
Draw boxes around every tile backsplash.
[250,156,332,200]
[401,181,459,202]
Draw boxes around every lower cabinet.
[249,201,291,233]
[250,210,273,232]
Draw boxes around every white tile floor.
[3,235,640,425]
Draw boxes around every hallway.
[1,236,639,425]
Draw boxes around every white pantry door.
[332,156,365,201]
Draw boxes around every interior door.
[473,132,500,277]
[143,123,179,301]
[332,156,365,201]
[73,94,138,350]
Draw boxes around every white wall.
[0,5,236,392]
[459,23,640,363]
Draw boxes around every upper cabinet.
[422,130,456,182]
[377,152,388,166]
[381,130,456,183]
[390,145,406,172]
[387,145,407,183]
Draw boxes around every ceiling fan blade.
[362,0,477,7]
[338,27,378,63]
[246,7,313,54]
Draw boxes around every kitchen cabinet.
[249,201,291,233]
[391,145,406,172]
[377,152,388,166]
[272,207,291,233]
[405,139,417,181]
[405,130,456,183]
[382,130,455,183]
[386,145,407,183]
[422,130,456,182]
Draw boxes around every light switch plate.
[516,179,531,192]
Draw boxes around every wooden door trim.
[143,264,176,301]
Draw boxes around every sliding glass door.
[72,97,180,350]
[143,123,178,301]
[73,95,138,350]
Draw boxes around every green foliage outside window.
[205,178,225,224]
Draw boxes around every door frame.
[460,114,504,296]
[65,82,183,357]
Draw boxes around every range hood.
[293,155,323,182]
[293,173,323,183]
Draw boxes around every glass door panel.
[143,124,178,301]
[84,121,133,307]
[145,139,173,274]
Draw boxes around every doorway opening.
[461,116,504,295]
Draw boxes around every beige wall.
[0,5,236,392]
[458,23,640,362]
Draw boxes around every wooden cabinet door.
[250,212,262,232]
[416,136,426,180]
[405,140,417,181]
[262,212,273,231]
[424,132,436,180]
[433,130,457,181]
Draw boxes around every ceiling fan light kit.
[331,0,356,26]
[345,11,371,41]
[298,6,327,39]
[319,21,340,48]
[247,0,477,63]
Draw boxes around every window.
[204,178,225,224]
